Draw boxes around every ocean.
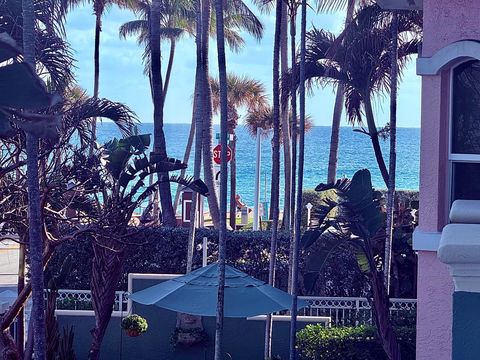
[96,123,420,208]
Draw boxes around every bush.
[121,314,148,334]
[48,227,367,296]
[297,325,416,360]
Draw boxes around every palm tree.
[213,0,229,356]
[264,0,282,356]
[210,74,268,229]
[289,0,306,355]
[385,10,399,293]
[324,0,356,184]
[287,4,421,187]
[21,0,47,358]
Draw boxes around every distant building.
[378,1,480,359]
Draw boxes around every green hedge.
[48,227,365,294]
[297,325,416,360]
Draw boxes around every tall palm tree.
[287,4,421,187]
[385,10,399,293]
[325,0,356,184]
[202,0,264,228]
[264,0,282,356]
[213,0,229,355]
[210,74,268,229]
[21,0,46,358]
[289,0,306,355]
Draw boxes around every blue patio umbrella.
[129,263,308,318]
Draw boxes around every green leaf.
[301,230,322,250]
[0,33,21,63]
[0,63,52,110]
[106,149,131,179]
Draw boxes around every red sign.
[213,144,232,164]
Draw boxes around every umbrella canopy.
[129,263,308,318]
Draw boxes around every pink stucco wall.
[416,251,453,360]
[417,1,480,359]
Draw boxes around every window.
[450,60,480,201]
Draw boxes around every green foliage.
[121,314,148,334]
[170,327,209,349]
[296,325,416,360]
[0,32,60,138]
[56,327,77,360]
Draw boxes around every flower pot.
[126,329,141,337]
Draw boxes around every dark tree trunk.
[88,244,124,360]
[287,5,297,292]
[265,0,282,357]
[200,0,221,229]
[289,0,307,356]
[16,242,25,356]
[229,135,237,230]
[89,12,102,155]
[280,0,291,230]
[151,0,176,226]
[364,94,389,186]
[163,38,176,99]
[213,0,229,354]
[187,2,204,273]
[371,271,402,360]
[326,0,355,184]
[22,1,46,357]
[385,10,399,293]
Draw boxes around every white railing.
[298,296,417,326]
[50,291,416,327]
[51,290,128,311]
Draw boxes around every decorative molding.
[417,40,480,75]
[413,229,441,251]
[438,224,480,293]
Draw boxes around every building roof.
[376,0,423,10]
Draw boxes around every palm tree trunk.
[201,0,221,229]
[264,0,282,357]
[163,38,176,99]
[280,0,291,230]
[22,1,46,358]
[90,12,101,155]
[287,6,297,293]
[151,0,176,226]
[213,0,229,355]
[363,94,389,186]
[186,3,204,273]
[16,241,25,356]
[289,0,307,356]
[173,107,196,213]
[229,135,237,230]
[88,244,124,360]
[384,11,399,293]
[326,0,355,184]
[371,270,401,360]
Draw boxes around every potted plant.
[171,327,208,348]
[121,314,148,337]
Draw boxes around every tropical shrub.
[297,325,416,360]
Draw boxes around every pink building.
[378,1,480,359]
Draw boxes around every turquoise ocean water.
[96,123,420,208]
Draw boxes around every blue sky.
[65,3,421,128]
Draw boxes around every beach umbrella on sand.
[129,263,307,318]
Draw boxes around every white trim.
[438,224,480,293]
[247,315,331,326]
[55,310,124,317]
[449,154,480,162]
[412,229,441,251]
[417,41,480,76]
